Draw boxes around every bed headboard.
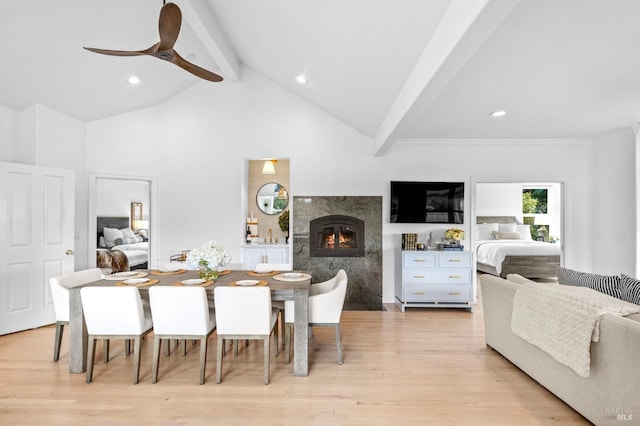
[476,216,523,225]
[97,216,130,247]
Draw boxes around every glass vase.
[199,263,219,280]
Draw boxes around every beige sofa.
[480,273,640,425]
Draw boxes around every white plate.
[114,271,137,278]
[181,279,205,285]
[235,280,260,286]
[160,264,181,272]
[282,273,303,278]
[254,269,272,274]
[123,278,149,285]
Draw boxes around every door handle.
[65,249,74,255]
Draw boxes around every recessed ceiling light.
[296,74,307,85]
[128,75,141,86]
[490,110,506,117]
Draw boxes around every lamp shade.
[262,160,276,175]
[134,219,149,231]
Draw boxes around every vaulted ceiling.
[3,0,640,155]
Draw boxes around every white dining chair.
[148,286,216,385]
[49,268,103,362]
[284,269,348,365]
[214,286,279,384]
[81,286,153,384]
[255,262,292,347]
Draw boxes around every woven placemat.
[217,269,232,276]
[229,280,268,287]
[172,279,214,287]
[246,271,279,277]
[114,278,159,287]
[272,273,312,282]
[149,269,186,276]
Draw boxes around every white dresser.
[395,250,475,312]
[241,244,289,270]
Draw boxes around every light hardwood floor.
[0,283,589,425]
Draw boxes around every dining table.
[67,269,311,377]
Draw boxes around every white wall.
[592,129,636,275]
[0,105,16,161]
[84,68,598,302]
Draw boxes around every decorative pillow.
[113,236,143,246]
[557,266,621,299]
[494,231,522,240]
[498,223,517,233]
[120,227,136,239]
[98,236,107,248]
[102,227,124,248]
[620,274,640,305]
[516,224,533,240]
[476,223,499,241]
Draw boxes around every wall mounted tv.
[390,181,464,224]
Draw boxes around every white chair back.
[255,263,292,271]
[285,269,348,323]
[49,268,103,322]
[81,287,149,335]
[149,286,212,336]
[214,286,273,335]
[310,270,348,323]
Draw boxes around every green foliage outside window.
[522,189,547,214]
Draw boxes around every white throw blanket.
[511,282,640,377]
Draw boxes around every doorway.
[88,173,158,269]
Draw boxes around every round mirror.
[257,182,289,215]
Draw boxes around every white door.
[0,162,75,335]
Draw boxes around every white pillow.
[102,227,124,248]
[498,223,517,233]
[476,223,499,241]
[98,236,107,248]
[121,227,136,239]
[516,224,533,240]
[495,231,522,240]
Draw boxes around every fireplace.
[309,215,364,257]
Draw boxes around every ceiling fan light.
[128,75,141,86]
[296,74,307,85]
[490,110,506,118]
[262,160,276,174]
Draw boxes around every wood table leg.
[292,287,309,376]
[68,287,87,373]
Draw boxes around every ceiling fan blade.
[157,2,181,51]
[83,47,147,57]
[169,49,224,82]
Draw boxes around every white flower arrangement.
[185,240,232,270]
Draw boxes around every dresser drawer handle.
[413,275,425,279]
[414,291,426,295]
[413,259,427,262]
[449,275,461,279]
[448,292,461,296]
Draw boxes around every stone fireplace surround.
[292,196,382,310]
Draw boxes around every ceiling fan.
[84,2,223,82]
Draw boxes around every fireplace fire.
[309,215,364,257]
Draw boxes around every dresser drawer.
[403,268,472,284]
[403,251,436,268]
[403,284,472,303]
[438,252,473,268]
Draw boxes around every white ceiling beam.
[373,0,520,156]
[175,0,241,83]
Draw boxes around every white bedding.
[110,242,149,267]
[475,240,561,275]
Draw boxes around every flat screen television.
[390,181,464,224]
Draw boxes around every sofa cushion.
[556,266,621,298]
[620,274,640,305]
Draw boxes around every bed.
[97,216,149,271]
[475,216,561,279]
